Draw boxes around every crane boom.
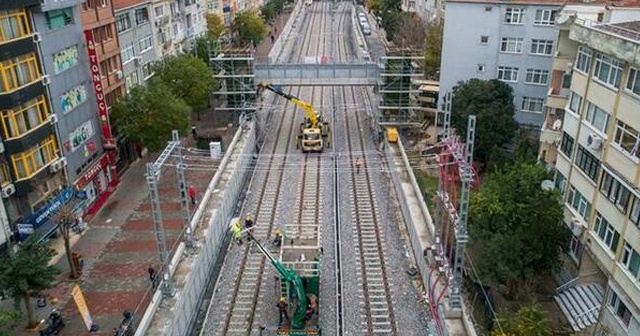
[246,231,308,330]
[257,82,319,127]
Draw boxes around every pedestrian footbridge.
[254,63,380,86]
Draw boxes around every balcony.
[552,51,575,72]
[81,2,115,28]
[99,37,119,57]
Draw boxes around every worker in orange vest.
[355,157,362,174]
[188,184,196,205]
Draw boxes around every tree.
[111,80,191,152]
[51,202,81,279]
[0,307,22,335]
[492,304,553,336]
[0,237,61,328]
[206,13,225,39]
[423,19,443,80]
[153,55,215,117]
[450,79,519,168]
[261,0,285,22]
[232,10,269,46]
[392,14,426,48]
[469,161,570,297]
[366,0,381,15]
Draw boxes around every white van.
[363,26,371,36]
[359,16,368,26]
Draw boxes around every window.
[627,67,640,96]
[576,145,600,181]
[568,92,583,114]
[93,25,114,42]
[485,6,492,11]
[45,8,73,30]
[569,235,583,262]
[560,132,574,157]
[142,62,154,79]
[608,290,634,327]
[139,35,152,52]
[555,171,567,193]
[0,10,31,44]
[121,44,135,64]
[568,185,592,221]
[562,73,572,89]
[614,121,640,159]
[525,69,549,85]
[534,9,557,25]
[0,53,40,93]
[504,8,525,24]
[621,242,640,282]
[594,54,623,88]
[480,36,489,44]
[600,170,631,211]
[521,96,544,113]
[630,196,640,225]
[10,135,58,180]
[135,8,149,25]
[125,71,139,91]
[594,213,619,253]
[154,5,164,17]
[477,64,485,72]
[497,66,518,82]
[500,37,523,53]
[585,102,610,133]
[115,13,131,33]
[575,46,592,74]
[530,39,554,55]
[0,96,49,139]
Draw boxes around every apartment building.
[439,0,563,132]
[81,0,139,175]
[548,16,640,336]
[402,0,442,23]
[150,0,206,58]
[114,0,159,92]
[206,0,222,16]
[0,1,67,242]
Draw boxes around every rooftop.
[448,0,640,6]
[599,20,640,41]
[113,0,149,10]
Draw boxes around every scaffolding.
[377,47,425,125]
[209,43,257,117]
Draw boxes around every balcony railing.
[543,108,565,132]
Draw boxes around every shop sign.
[84,30,116,150]
[16,223,34,235]
[25,188,75,228]
[69,120,95,152]
[53,45,79,74]
[75,154,109,187]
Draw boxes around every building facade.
[0,0,67,242]
[550,17,640,336]
[150,0,206,59]
[439,0,563,131]
[114,0,159,92]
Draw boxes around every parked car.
[362,24,371,36]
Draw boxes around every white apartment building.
[545,14,640,335]
[150,0,207,58]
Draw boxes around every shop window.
[0,53,40,93]
[45,8,73,30]
[11,136,58,180]
[0,10,31,44]
[53,46,79,74]
[0,96,49,139]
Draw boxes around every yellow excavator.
[256,82,330,153]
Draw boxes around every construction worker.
[244,213,255,230]
[272,228,283,247]
[232,219,243,246]
[355,157,362,174]
[277,297,289,325]
[188,184,197,205]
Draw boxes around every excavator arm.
[257,82,319,128]
[246,231,308,330]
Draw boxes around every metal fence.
[165,121,256,336]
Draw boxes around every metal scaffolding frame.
[377,47,425,125]
[147,130,192,297]
[209,43,257,117]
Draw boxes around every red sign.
[84,30,114,148]
[74,154,109,188]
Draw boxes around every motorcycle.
[39,309,64,336]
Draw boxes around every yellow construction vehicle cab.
[256,82,330,153]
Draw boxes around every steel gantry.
[147,130,193,296]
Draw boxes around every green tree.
[232,10,269,46]
[153,55,215,116]
[261,0,285,22]
[392,13,425,48]
[450,79,519,168]
[0,237,60,328]
[424,20,443,80]
[492,304,553,336]
[0,307,22,335]
[193,36,212,65]
[111,80,191,152]
[366,0,381,15]
[51,202,81,280]
[469,161,570,296]
[206,13,225,39]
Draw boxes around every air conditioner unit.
[133,56,142,65]
[41,75,51,86]
[587,133,603,150]
[565,62,573,74]
[32,32,42,43]
[49,114,58,124]
[49,158,67,174]
[1,183,15,198]
[115,70,124,79]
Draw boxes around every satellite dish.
[541,180,554,191]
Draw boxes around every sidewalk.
[256,11,291,62]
